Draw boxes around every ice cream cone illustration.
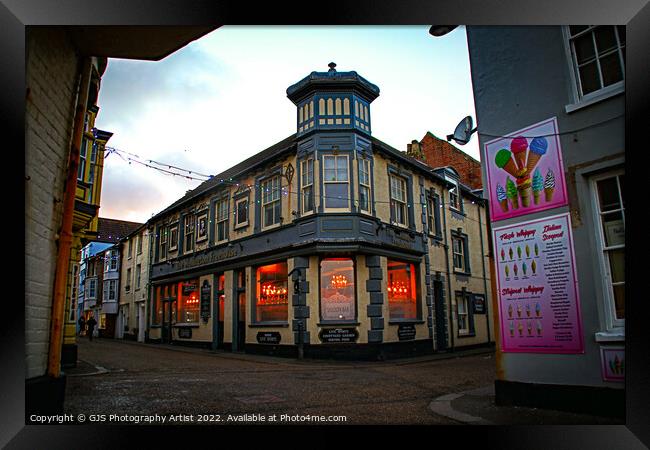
[509,248,513,260]
[526,136,548,173]
[544,168,556,202]
[510,136,529,175]
[536,320,543,336]
[527,321,533,335]
[518,321,524,336]
[535,302,541,317]
[525,303,531,317]
[532,168,544,205]
[496,182,508,212]
[517,304,522,318]
[508,304,513,318]
[505,265,510,277]
[522,262,527,275]
[513,264,518,277]
[525,245,530,258]
[509,321,515,337]
[495,149,521,178]
[517,246,522,259]
[517,176,532,207]
[501,248,505,261]
[506,177,518,209]
[534,243,539,256]
[531,259,537,274]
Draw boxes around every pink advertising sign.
[484,117,568,222]
[493,213,584,353]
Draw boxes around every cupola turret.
[286,62,380,137]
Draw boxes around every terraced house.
[147,63,494,359]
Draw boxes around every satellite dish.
[447,116,477,145]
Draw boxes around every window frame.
[319,257,358,324]
[253,261,289,325]
[387,259,420,322]
[159,226,168,260]
[125,268,132,292]
[451,230,471,275]
[427,190,442,238]
[301,158,315,215]
[389,174,408,227]
[358,158,372,214]
[455,290,475,337]
[196,211,209,243]
[563,26,625,113]
[168,225,178,251]
[135,264,141,290]
[234,196,249,229]
[184,214,195,253]
[590,169,625,331]
[261,175,282,229]
[322,154,350,211]
[449,180,461,212]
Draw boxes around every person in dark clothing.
[77,316,86,336]
[86,315,97,341]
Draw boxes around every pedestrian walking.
[77,315,86,336]
[86,314,97,341]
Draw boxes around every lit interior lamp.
[387,281,409,300]
[261,283,288,305]
[331,274,348,289]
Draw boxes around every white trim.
[565,82,624,113]
[323,154,350,212]
[234,197,249,229]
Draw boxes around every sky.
[96,26,479,223]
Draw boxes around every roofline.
[423,131,482,165]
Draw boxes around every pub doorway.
[233,269,246,352]
[162,298,176,344]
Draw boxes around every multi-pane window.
[449,181,460,211]
[88,279,96,298]
[110,251,118,271]
[456,292,470,335]
[387,259,418,320]
[105,280,117,301]
[592,171,625,327]
[301,159,314,213]
[136,264,141,289]
[320,258,356,321]
[216,199,228,242]
[323,155,349,209]
[567,26,625,99]
[169,226,178,251]
[262,176,282,228]
[427,193,442,236]
[255,262,288,323]
[178,280,200,324]
[160,227,167,260]
[184,215,195,252]
[452,235,466,272]
[390,175,407,226]
[358,159,371,213]
[77,139,87,181]
[235,197,249,228]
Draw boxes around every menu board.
[493,213,584,353]
[484,117,568,222]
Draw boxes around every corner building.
[148,64,494,359]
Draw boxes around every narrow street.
[64,339,495,425]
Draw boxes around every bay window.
[390,175,407,226]
[255,262,288,323]
[387,259,418,320]
[358,159,371,214]
[320,258,356,322]
[323,155,349,209]
[262,176,282,228]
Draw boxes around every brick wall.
[25,28,79,379]
[408,133,483,189]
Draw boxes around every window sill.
[249,323,289,328]
[457,332,476,338]
[565,83,624,113]
[453,270,471,277]
[173,323,200,328]
[388,320,425,325]
[317,321,360,327]
[234,223,249,230]
[261,223,282,232]
[595,330,624,343]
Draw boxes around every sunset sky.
[95,26,479,223]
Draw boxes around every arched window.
[343,98,350,115]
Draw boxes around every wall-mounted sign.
[178,327,192,339]
[600,346,624,382]
[484,117,568,222]
[182,283,197,295]
[473,294,486,314]
[257,332,281,345]
[200,280,211,323]
[397,323,416,341]
[319,328,358,344]
[493,213,584,354]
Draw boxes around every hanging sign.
[493,213,584,354]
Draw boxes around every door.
[162,300,173,344]
[213,273,225,350]
[233,270,246,352]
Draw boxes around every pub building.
[146,63,494,359]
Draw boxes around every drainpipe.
[146,224,154,342]
[48,57,92,378]
[440,192,454,352]
[477,199,491,343]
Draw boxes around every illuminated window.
[255,262,288,323]
[320,258,356,322]
[390,175,407,226]
[216,199,228,242]
[184,215,195,252]
[358,159,371,213]
[178,280,200,324]
[323,155,349,209]
[387,259,418,320]
[301,158,314,213]
[262,175,282,228]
